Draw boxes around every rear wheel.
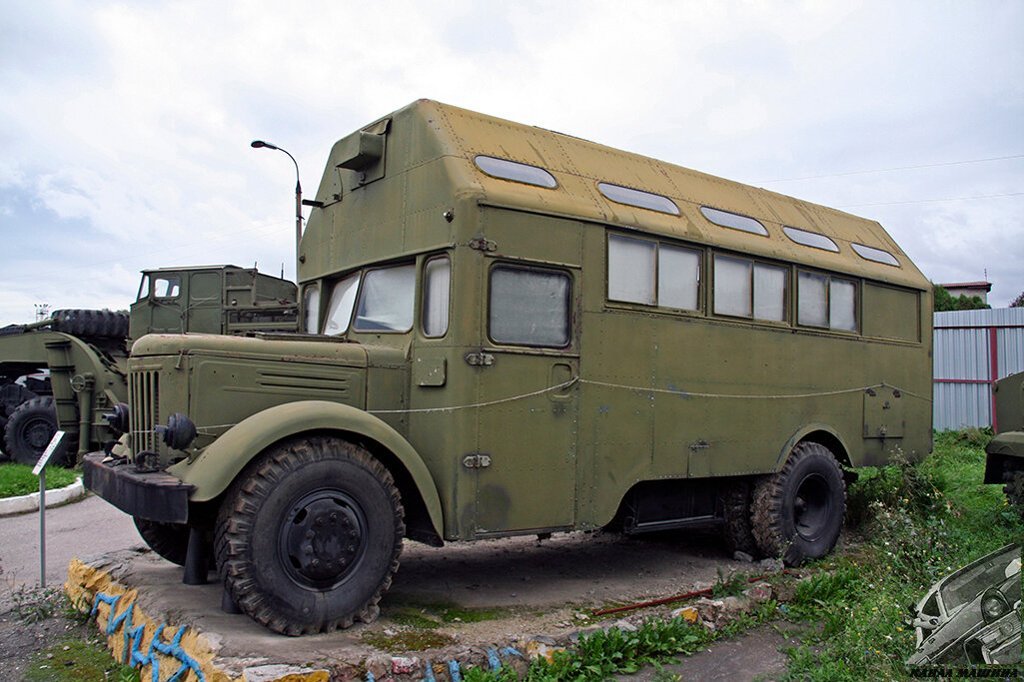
[215,436,405,635]
[723,480,760,557]
[133,518,191,566]
[3,396,67,466]
[751,442,846,566]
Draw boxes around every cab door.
[471,260,580,535]
[143,272,186,334]
[186,270,223,333]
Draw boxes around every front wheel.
[215,437,405,636]
[751,442,846,566]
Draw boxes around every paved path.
[0,494,139,594]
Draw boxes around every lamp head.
[250,140,278,150]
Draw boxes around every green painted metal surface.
[119,100,933,543]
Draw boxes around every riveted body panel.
[85,100,933,549]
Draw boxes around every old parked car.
[907,543,1022,665]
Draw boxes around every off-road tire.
[50,309,129,339]
[133,518,192,566]
[215,436,405,636]
[723,480,760,557]
[1004,471,1024,521]
[3,396,68,466]
[751,442,846,566]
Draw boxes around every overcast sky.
[1,0,1021,323]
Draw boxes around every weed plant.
[461,602,778,681]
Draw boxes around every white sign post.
[33,431,65,588]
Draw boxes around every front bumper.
[82,452,194,524]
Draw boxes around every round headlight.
[155,412,197,451]
[103,402,130,436]
[981,588,1009,623]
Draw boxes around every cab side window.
[153,276,181,299]
[489,265,571,347]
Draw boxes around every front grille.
[129,369,160,456]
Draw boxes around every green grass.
[24,638,139,682]
[383,599,513,626]
[361,629,457,652]
[10,587,138,682]
[781,430,1024,681]
[0,463,79,498]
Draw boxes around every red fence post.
[989,326,999,432]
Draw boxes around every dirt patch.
[0,589,101,681]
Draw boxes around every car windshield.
[940,546,1019,613]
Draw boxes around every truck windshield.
[322,263,416,335]
[324,273,360,335]
[354,264,415,332]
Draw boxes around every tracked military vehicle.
[83,100,933,635]
[984,371,1024,519]
[0,265,296,465]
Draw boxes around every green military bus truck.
[84,100,933,635]
[0,265,296,465]
[984,371,1024,518]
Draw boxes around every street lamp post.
[251,140,303,265]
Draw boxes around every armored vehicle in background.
[83,100,933,635]
[984,371,1024,519]
[0,265,296,465]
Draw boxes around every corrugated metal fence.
[934,308,1024,431]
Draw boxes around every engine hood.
[131,333,370,366]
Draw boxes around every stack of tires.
[50,309,129,339]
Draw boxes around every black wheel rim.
[21,416,54,454]
[792,473,831,541]
[278,488,367,590]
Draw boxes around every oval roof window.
[700,206,768,236]
[852,243,900,266]
[598,182,680,216]
[474,155,557,188]
[783,226,839,252]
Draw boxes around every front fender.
[167,400,444,537]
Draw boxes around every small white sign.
[32,431,66,476]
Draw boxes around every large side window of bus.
[607,234,700,311]
[797,271,857,332]
[489,264,571,347]
[422,256,451,337]
[713,254,786,321]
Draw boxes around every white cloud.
[0,0,1021,323]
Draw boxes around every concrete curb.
[0,477,87,517]
[65,558,330,682]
